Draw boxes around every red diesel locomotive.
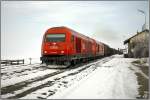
[40,26,116,67]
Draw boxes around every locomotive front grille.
[40,55,70,62]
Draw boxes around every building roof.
[124,29,149,44]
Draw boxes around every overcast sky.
[1,1,149,59]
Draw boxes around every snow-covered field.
[1,55,148,99]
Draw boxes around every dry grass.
[131,59,149,99]
[136,72,149,99]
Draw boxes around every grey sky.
[1,1,149,59]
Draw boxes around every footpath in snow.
[49,55,139,99]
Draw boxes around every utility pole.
[137,9,148,57]
[138,9,146,31]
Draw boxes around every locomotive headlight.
[61,50,64,53]
[44,51,47,53]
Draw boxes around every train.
[40,26,119,67]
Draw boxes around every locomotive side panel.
[70,30,95,59]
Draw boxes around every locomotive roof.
[49,26,94,42]
[47,26,109,45]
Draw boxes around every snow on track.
[1,56,114,99]
[1,69,58,88]
[20,56,114,99]
[49,55,139,99]
[20,65,97,99]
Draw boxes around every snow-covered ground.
[1,55,148,99]
[49,55,139,99]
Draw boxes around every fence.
[1,57,41,66]
[0,59,24,66]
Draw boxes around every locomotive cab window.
[45,33,66,42]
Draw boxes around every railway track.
[1,56,114,99]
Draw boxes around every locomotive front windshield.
[45,33,66,42]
